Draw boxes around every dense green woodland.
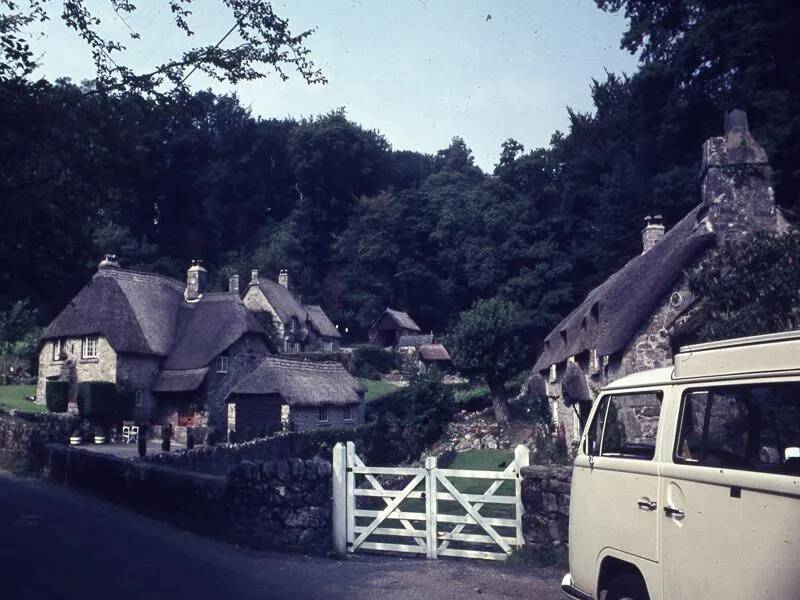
[2,0,800,358]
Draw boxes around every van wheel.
[606,572,650,600]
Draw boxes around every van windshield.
[676,382,800,475]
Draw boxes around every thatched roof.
[533,204,716,372]
[162,292,269,371]
[418,344,451,362]
[152,368,209,393]
[304,304,340,339]
[229,357,364,407]
[371,308,422,333]
[253,279,307,325]
[42,267,184,356]
[398,334,433,348]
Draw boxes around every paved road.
[0,472,563,600]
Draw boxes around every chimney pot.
[185,259,208,302]
[278,269,290,289]
[250,269,259,285]
[642,215,665,254]
[99,254,120,269]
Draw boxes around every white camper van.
[561,331,800,600]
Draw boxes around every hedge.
[45,380,69,413]
[76,382,134,419]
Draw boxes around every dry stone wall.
[520,465,572,550]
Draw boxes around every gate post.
[332,442,347,557]
[514,444,530,548]
[425,455,438,559]
[345,441,357,552]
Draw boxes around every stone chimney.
[701,109,784,240]
[184,259,207,302]
[642,215,665,253]
[249,269,259,287]
[278,269,290,289]
[228,274,240,295]
[98,254,120,269]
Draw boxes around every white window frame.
[318,406,329,423]
[549,364,557,383]
[53,339,65,362]
[82,335,98,359]
[216,355,229,374]
[343,406,353,422]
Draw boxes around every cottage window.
[216,355,229,374]
[323,341,334,352]
[52,339,66,362]
[343,406,353,422]
[82,336,98,359]
[318,406,329,423]
[549,364,557,383]
[135,390,144,408]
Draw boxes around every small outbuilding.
[368,308,422,348]
[226,357,365,437]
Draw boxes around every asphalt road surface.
[0,472,564,600]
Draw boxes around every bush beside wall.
[45,380,69,413]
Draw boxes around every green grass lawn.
[0,384,46,413]
[359,378,399,403]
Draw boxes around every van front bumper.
[561,574,592,600]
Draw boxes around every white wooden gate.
[332,442,529,561]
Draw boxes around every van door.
[661,382,800,600]
[570,390,663,595]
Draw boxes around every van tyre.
[606,573,649,600]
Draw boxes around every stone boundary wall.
[144,423,376,475]
[520,464,572,550]
[0,410,79,472]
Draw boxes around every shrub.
[45,380,69,413]
[351,344,397,378]
[76,381,134,420]
[366,368,455,464]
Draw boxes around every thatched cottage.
[368,308,422,347]
[36,259,356,437]
[227,356,365,437]
[242,269,341,353]
[526,110,790,442]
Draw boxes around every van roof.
[604,367,675,390]
[604,330,800,391]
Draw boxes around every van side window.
[676,383,800,475]
[586,392,662,459]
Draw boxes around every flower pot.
[69,435,81,445]
[94,435,106,445]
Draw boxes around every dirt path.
[0,472,564,600]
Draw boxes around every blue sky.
[30,0,638,171]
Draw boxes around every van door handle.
[637,499,657,511]
[664,506,685,518]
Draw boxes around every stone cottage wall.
[205,333,271,429]
[116,354,162,421]
[520,464,572,550]
[290,403,365,432]
[36,336,117,404]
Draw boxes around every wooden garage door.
[234,396,281,436]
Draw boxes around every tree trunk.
[487,375,511,429]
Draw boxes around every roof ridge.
[265,356,346,371]
[95,267,185,291]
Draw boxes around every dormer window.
[560,330,568,345]
[549,364,557,383]
[82,336,98,359]
[581,317,587,332]
[216,355,229,374]
[52,339,66,362]
[289,317,298,334]
[544,339,551,351]
[590,302,600,322]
